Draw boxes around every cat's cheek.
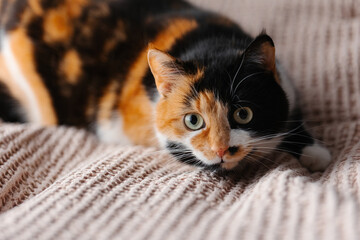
[191,148,220,166]
[154,120,187,143]
[229,129,251,147]
[224,150,250,163]
[154,130,168,149]
[186,132,219,165]
[155,124,195,149]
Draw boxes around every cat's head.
[147,34,289,170]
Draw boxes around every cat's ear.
[147,48,185,98]
[244,34,276,74]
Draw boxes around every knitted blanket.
[1,0,359,239]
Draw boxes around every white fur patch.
[2,33,42,122]
[155,130,168,149]
[229,129,250,146]
[300,144,332,172]
[191,148,216,165]
[187,130,220,165]
[96,113,132,145]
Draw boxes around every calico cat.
[0,0,331,171]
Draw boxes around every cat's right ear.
[147,48,185,98]
[244,34,276,74]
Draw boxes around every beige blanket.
[1,0,360,239]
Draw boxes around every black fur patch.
[228,146,239,155]
[278,110,315,158]
[0,81,25,122]
[166,141,221,170]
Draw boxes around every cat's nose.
[215,148,228,158]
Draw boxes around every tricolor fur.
[0,0,331,171]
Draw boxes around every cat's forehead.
[186,58,278,105]
[185,63,244,105]
[189,90,228,116]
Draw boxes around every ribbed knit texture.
[1,0,359,239]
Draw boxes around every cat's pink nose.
[215,148,227,158]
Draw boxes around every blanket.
[1,0,359,239]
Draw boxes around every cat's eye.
[184,113,205,131]
[234,107,253,124]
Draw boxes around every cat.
[0,0,331,171]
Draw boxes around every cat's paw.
[299,144,332,172]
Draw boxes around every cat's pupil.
[190,115,198,125]
[238,109,248,119]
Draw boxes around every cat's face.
[148,34,289,170]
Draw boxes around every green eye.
[234,107,253,124]
[184,113,205,131]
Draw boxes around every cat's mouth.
[167,141,253,171]
[218,158,238,170]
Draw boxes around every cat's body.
[0,0,331,171]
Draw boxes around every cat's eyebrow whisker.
[232,71,265,96]
[233,100,260,109]
[225,70,233,90]
[230,53,246,96]
[233,103,244,109]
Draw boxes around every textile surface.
[1,0,360,239]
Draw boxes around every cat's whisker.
[246,123,309,144]
[225,70,233,90]
[247,151,280,165]
[250,139,314,147]
[253,147,313,158]
[245,153,272,170]
[230,53,246,96]
[233,100,260,109]
[232,71,265,96]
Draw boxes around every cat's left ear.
[147,48,185,98]
[244,34,276,74]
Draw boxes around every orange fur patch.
[43,0,88,43]
[24,9,37,25]
[119,18,198,146]
[150,19,198,50]
[97,81,118,123]
[43,8,73,43]
[154,69,205,142]
[28,0,43,16]
[64,0,88,18]
[61,49,82,84]
[208,16,235,27]
[261,43,276,74]
[1,28,57,125]
[190,91,230,158]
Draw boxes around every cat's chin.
[201,161,242,172]
[221,162,239,170]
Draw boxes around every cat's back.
[0,0,195,127]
